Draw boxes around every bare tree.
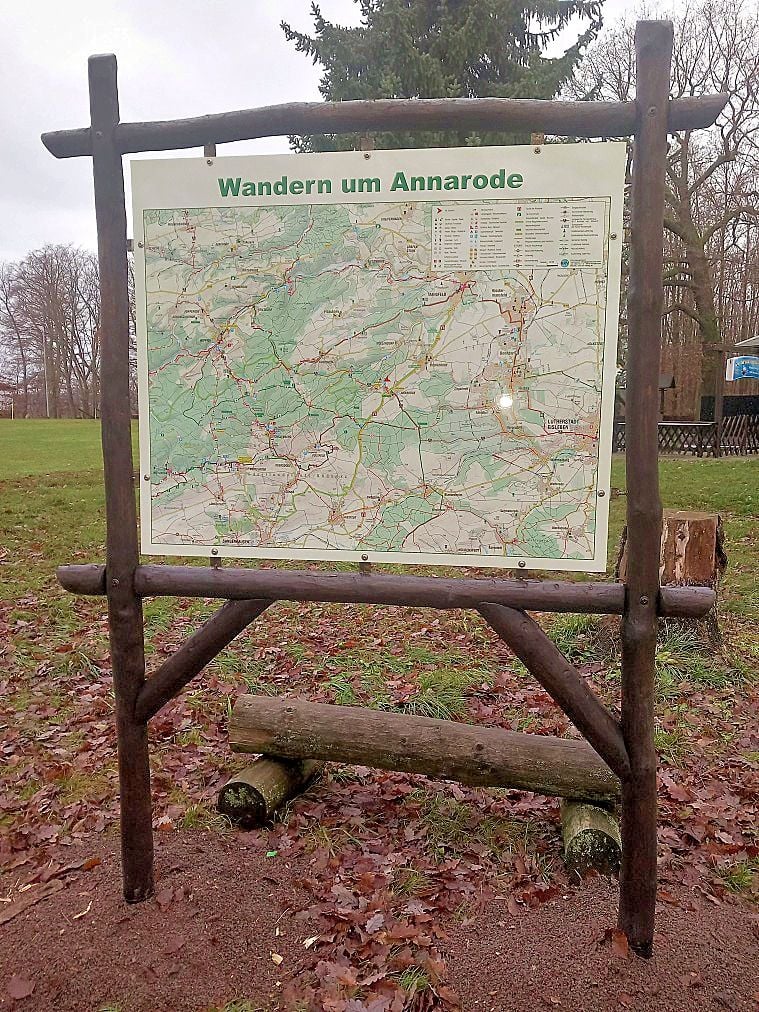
[0,263,33,417]
[572,0,759,409]
[0,246,102,418]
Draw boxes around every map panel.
[133,146,624,570]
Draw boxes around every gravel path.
[2,832,757,1011]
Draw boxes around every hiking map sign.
[132,143,625,571]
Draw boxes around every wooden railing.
[721,414,759,455]
[613,415,759,456]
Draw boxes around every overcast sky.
[0,0,631,263]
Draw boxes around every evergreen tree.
[282,0,603,150]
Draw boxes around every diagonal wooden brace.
[134,598,272,722]
[477,603,630,782]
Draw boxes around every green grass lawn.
[0,418,112,477]
[0,417,755,617]
[610,456,758,618]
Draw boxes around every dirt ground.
[1,831,757,1012]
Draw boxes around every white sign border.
[133,143,625,573]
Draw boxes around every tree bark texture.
[218,758,324,829]
[230,695,621,804]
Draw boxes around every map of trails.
[138,195,618,569]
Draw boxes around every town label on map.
[133,144,625,571]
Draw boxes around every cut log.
[618,510,725,586]
[217,757,323,829]
[617,510,727,646]
[660,511,727,587]
[561,800,621,880]
[229,696,620,804]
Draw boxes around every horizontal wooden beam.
[133,564,626,612]
[56,563,717,618]
[59,563,107,594]
[229,695,620,803]
[478,604,629,780]
[42,93,728,158]
[134,598,271,722]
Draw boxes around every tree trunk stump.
[617,510,726,646]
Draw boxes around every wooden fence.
[613,415,759,456]
[722,414,759,455]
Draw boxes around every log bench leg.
[561,799,621,880]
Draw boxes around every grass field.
[1,417,756,616]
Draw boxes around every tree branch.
[703,205,759,244]
[688,149,736,196]
[663,215,692,243]
[663,302,701,323]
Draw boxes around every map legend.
[430,199,608,270]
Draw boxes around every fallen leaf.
[365,911,385,934]
[7,976,35,1001]
[603,927,630,959]
[164,933,186,955]
[304,936,319,949]
[155,887,174,911]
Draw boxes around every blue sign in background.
[726,355,759,381]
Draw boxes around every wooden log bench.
[228,696,621,804]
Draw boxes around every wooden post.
[713,346,726,457]
[618,21,672,956]
[89,54,154,902]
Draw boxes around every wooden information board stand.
[43,21,725,957]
